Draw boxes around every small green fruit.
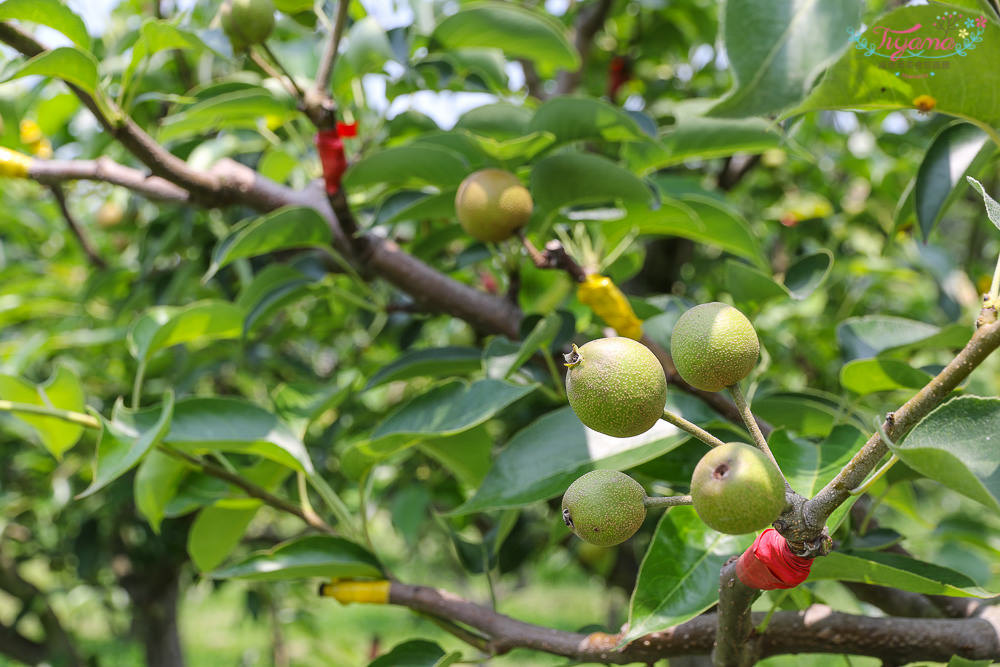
[565,337,667,438]
[670,302,759,392]
[454,169,533,242]
[221,0,275,50]
[562,470,646,547]
[690,442,786,534]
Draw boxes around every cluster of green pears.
[562,304,786,546]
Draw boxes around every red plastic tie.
[317,128,348,194]
[336,121,358,138]
[734,528,812,590]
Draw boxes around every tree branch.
[800,317,1000,538]
[50,184,107,270]
[386,582,1000,663]
[29,157,190,203]
[713,560,760,666]
[555,0,615,95]
[311,0,350,102]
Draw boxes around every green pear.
[221,0,275,51]
[454,169,532,242]
[670,302,759,392]
[690,442,786,534]
[562,470,646,547]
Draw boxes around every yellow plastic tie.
[0,147,33,178]
[577,274,643,340]
[19,119,42,145]
[318,579,390,604]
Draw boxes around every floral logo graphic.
[848,10,987,74]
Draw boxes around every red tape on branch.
[316,128,348,194]
[735,528,812,590]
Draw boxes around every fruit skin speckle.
[565,337,667,438]
[670,302,759,392]
[562,470,647,547]
[690,442,786,535]
[454,169,533,242]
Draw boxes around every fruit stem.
[643,494,693,509]
[727,383,791,490]
[660,408,725,448]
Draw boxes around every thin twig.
[259,42,305,101]
[312,0,351,99]
[643,495,692,509]
[49,185,107,269]
[661,408,726,448]
[250,48,303,100]
[0,400,100,429]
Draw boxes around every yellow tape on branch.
[577,274,642,340]
[318,579,390,604]
[0,147,33,178]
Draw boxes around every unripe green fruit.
[454,169,533,242]
[565,337,666,438]
[562,470,646,547]
[670,302,759,392]
[690,442,786,534]
[220,0,275,50]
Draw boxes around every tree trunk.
[121,564,186,667]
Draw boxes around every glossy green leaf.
[4,47,98,96]
[271,375,356,439]
[454,103,533,139]
[626,506,752,641]
[840,358,932,395]
[211,536,382,581]
[528,96,644,145]
[189,505,259,573]
[967,176,1000,232]
[791,3,1000,146]
[726,260,788,305]
[837,316,969,361]
[344,144,470,189]
[709,0,863,117]
[0,367,86,459]
[807,550,994,597]
[127,397,314,473]
[431,3,578,71]
[344,17,395,74]
[915,123,995,241]
[134,449,189,532]
[752,392,841,438]
[454,407,689,514]
[419,425,493,489]
[159,89,296,142]
[462,131,555,163]
[364,347,482,390]
[499,313,562,379]
[625,117,784,173]
[123,20,208,98]
[785,250,834,299]
[78,392,174,499]
[770,426,863,498]
[889,396,1000,514]
[236,265,317,336]
[607,197,766,269]
[206,207,331,279]
[530,152,651,213]
[0,0,89,48]
[368,639,461,667]
[129,300,243,362]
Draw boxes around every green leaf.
[752,392,841,438]
[915,123,995,240]
[368,640,461,667]
[453,407,689,514]
[344,17,395,75]
[530,152,651,214]
[206,207,332,279]
[785,250,834,300]
[889,396,1000,514]
[967,176,1000,232]
[807,550,994,597]
[189,505,259,573]
[625,117,784,174]
[790,3,1000,146]
[128,397,315,473]
[840,358,932,395]
[271,376,356,439]
[770,426,863,498]
[431,3,579,71]
[130,300,244,363]
[726,260,789,305]
[210,536,382,581]
[607,197,766,269]
[454,103,533,139]
[709,0,863,117]
[4,47,98,96]
[159,89,297,142]
[236,265,317,336]
[419,426,493,490]
[0,367,86,459]
[123,20,209,99]
[0,0,90,48]
[134,449,189,532]
[344,145,470,189]
[527,97,644,145]
[497,313,562,379]
[364,347,482,390]
[626,506,752,641]
[837,316,969,361]
[78,392,174,499]
[462,131,556,163]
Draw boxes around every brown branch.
[29,157,191,202]
[387,582,1000,663]
[555,0,615,95]
[713,560,760,666]
[800,317,1000,539]
[311,0,350,102]
[158,446,338,536]
[49,184,107,270]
